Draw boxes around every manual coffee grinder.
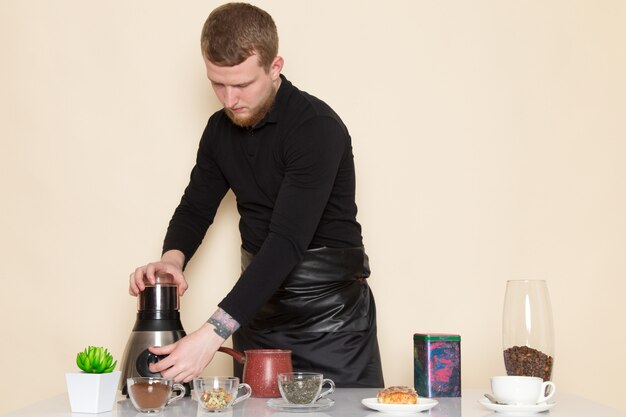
[119,274,189,395]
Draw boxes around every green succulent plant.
[76,346,117,373]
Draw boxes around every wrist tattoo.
[207,308,240,340]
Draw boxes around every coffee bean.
[503,345,553,381]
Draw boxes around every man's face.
[204,54,283,128]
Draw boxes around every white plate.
[266,397,334,412]
[361,398,438,414]
[478,398,556,414]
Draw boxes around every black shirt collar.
[251,74,291,130]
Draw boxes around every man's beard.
[225,86,276,128]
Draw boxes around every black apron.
[232,246,385,388]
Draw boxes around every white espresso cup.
[491,376,556,405]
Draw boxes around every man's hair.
[201,2,279,71]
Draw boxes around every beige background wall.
[1,0,625,414]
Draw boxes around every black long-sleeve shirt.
[163,75,364,326]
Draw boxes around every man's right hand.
[129,249,188,296]
[147,322,224,382]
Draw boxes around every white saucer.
[361,398,438,414]
[266,397,334,412]
[479,398,556,414]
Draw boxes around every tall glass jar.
[502,279,555,381]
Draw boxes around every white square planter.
[65,370,121,413]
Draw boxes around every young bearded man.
[129,2,384,387]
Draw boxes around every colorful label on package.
[413,333,461,397]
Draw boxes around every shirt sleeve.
[162,122,230,266]
[218,115,349,325]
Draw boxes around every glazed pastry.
[377,386,418,404]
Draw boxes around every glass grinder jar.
[502,279,555,381]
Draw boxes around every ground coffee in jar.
[503,345,553,381]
